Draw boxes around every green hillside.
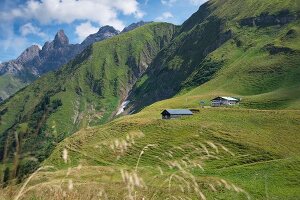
[3,91,299,199]
[0,74,29,101]
[0,23,176,182]
[128,0,300,112]
[0,0,300,199]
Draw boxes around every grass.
[1,104,298,199]
[0,74,28,100]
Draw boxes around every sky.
[0,0,207,63]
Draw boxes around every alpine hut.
[211,96,239,107]
[161,109,193,119]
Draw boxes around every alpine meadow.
[0,0,300,199]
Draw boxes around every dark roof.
[161,109,193,115]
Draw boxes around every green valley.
[0,23,176,183]
[0,0,299,199]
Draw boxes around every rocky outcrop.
[0,45,40,76]
[32,30,82,74]
[53,30,69,48]
[81,26,119,48]
[240,10,298,27]
[16,45,40,64]
[121,21,152,33]
[0,30,79,77]
[263,44,295,55]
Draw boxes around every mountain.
[0,23,176,182]
[81,26,120,47]
[0,0,300,199]
[31,30,82,74]
[126,0,300,113]
[121,21,152,33]
[0,22,155,102]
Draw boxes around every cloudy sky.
[0,0,207,62]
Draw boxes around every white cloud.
[189,0,207,6]
[161,0,207,6]
[0,36,29,56]
[75,21,99,42]
[2,0,144,30]
[161,0,177,6]
[20,23,48,39]
[155,12,174,22]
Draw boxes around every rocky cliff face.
[31,30,82,74]
[0,45,40,76]
[53,30,69,48]
[0,30,78,77]
[121,21,152,33]
[16,45,40,64]
[240,10,299,27]
[81,26,119,48]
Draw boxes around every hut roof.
[161,109,193,115]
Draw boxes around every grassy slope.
[5,98,298,199]
[0,23,176,181]
[129,0,300,112]
[0,74,27,100]
[182,20,300,109]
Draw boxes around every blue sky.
[0,0,207,63]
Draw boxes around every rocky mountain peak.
[81,25,119,47]
[121,21,152,33]
[16,45,41,64]
[97,25,120,34]
[53,29,69,48]
[42,41,51,51]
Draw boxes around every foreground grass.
[1,105,299,199]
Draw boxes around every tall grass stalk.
[14,166,55,200]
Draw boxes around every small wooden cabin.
[211,96,239,107]
[161,109,193,119]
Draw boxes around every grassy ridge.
[129,0,300,112]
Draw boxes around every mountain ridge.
[0,21,151,101]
